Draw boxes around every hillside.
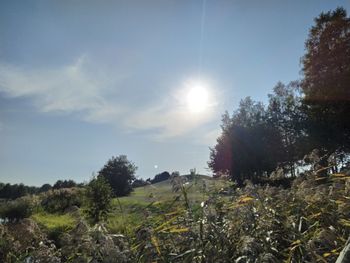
[1,170,350,262]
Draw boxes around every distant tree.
[171,171,180,177]
[53,180,77,189]
[0,183,29,199]
[98,155,137,197]
[85,176,112,223]
[132,178,147,188]
[39,183,52,193]
[53,180,63,189]
[151,171,170,184]
[301,7,350,154]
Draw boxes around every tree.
[132,178,147,188]
[85,176,112,223]
[53,180,77,189]
[151,171,170,184]
[209,97,284,185]
[301,7,350,154]
[39,183,52,193]
[98,155,137,197]
[266,81,308,177]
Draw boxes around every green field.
[106,175,227,235]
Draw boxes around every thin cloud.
[0,56,124,121]
[0,57,219,140]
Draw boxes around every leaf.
[151,236,161,255]
[154,216,178,232]
[332,173,347,177]
[310,212,321,219]
[339,219,350,227]
[290,239,301,246]
[172,249,196,259]
[335,200,344,205]
[238,196,254,203]
[164,227,189,233]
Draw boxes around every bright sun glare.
[186,81,209,113]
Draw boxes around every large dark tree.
[209,97,284,185]
[267,82,308,177]
[301,7,350,154]
[98,155,137,197]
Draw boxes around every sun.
[186,80,209,113]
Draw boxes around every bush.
[85,176,113,223]
[0,197,35,222]
[41,188,83,213]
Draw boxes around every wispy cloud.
[0,56,219,141]
[126,103,215,140]
[0,56,122,118]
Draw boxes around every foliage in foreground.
[0,196,37,222]
[1,170,349,263]
[86,176,113,223]
[123,172,350,262]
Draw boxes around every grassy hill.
[107,175,228,235]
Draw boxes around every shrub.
[85,176,113,223]
[0,197,35,222]
[41,188,83,213]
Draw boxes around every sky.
[1,0,349,186]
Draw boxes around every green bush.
[41,188,83,213]
[0,197,35,222]
[86,176,113,223]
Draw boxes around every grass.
[31,212,77,243]
[105,175,228,237]
[118,175,226,203]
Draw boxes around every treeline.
[209,8,350,185]
[0,179,81,200]
[132,171,176,188]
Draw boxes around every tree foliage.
[151,171,170,184]
[210,7,350,184]
[53,179,77,189]
[85,176,112,223]
[98,155,137,197]
[301,7,350,153]
[209,97,287,185]
[266,82,308,176]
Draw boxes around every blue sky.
[1,0,349,186]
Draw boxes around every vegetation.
[0,7,349,263]
[85,176,113,223]
[150,171,171,184]
[52,180,78,189]
[40,188,83,213]
[301,7,350,155]
[98,155,137,197]
[0,196,36,222]
[209,7,350,185]
[0,180,80,200]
